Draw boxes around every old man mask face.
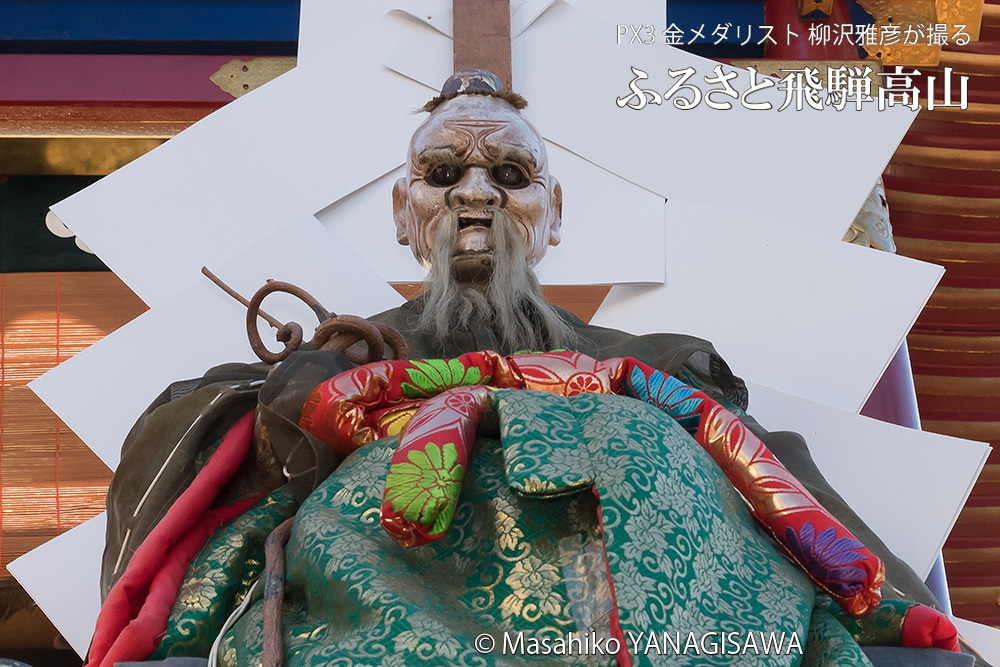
[392,94,563,282]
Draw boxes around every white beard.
[419,210,577,354]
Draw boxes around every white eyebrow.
[414,147,463,164]
[490,144,538,169]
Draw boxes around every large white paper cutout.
[317,141,667,284]
[51,7,672,307]
[8,513,106,658]
[591,198,943,413]
[953,618,1000,667]
[30,216,404,470]
[389,4,454,38]
[50,49,428,308]
[521,4,917,236]
[299,1,666,64]
[389,0,555,38]
[562,0,666,25]
[385,1,917,242]
[746,382,990,579]
[297,1,451,68]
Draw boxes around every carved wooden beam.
[0,54,298,175]
[452,0,512,89]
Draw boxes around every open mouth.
[457,214,493,231]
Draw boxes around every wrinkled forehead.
[408,96,547,169]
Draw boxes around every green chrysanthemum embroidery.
[400,359,487,398]
[384,442,465,535]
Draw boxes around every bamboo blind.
[886,0,1000,625]
[0,275,607,583]
[0,273,612,573]
[0,272,146,577]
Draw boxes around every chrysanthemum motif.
[334,443,392,503]
[588,449,628,498]
[490,497,525,551]
[383,441,464,535]
[566,372,605,395]
[625,366,703,432]
[623,500,674,558]
[178,580,217,611]
[785,522,867,597]
[611,559,656,628]
[649,470,701,518]
[711,522,757,581]
[400,359,484,398]
[393,615,461,659]
[688,549,725,601]
[754,585,805,627]
[503,555,564,619]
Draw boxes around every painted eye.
[428,164,462,186]
[492,163,527,188]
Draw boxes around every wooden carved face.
[393,95,562,278]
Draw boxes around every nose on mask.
[450,169,503,208]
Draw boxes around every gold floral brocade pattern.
[856,0,984,65]
[857,0,939,64]
[699,405,831,522]
[936,0,984,41]
[153,487,297,660]
[218,393,875,666]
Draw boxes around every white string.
[133,380,261,519]
[207,577,261,667]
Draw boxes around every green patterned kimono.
[211,391,872,667]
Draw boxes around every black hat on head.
[421,68,527,112]
[440,68,504,96]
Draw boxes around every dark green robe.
[101,299,984,665]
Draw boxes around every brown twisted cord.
[202,267,283,329]
[313,316,409,363]
[246,280,330,364]
[374,322,409,361]
[262,517,295,667]
[202,267,408,363]
[313,315,386,364]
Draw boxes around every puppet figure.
[88,71,975,667]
